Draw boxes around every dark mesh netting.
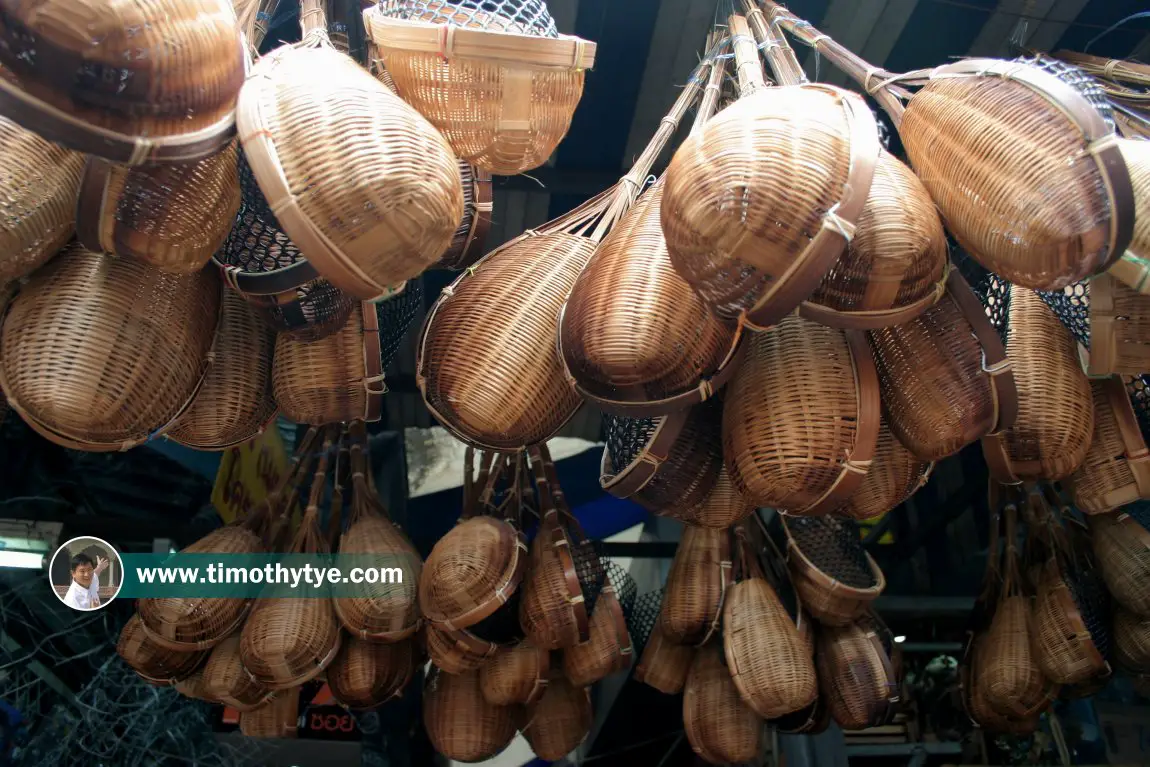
[572,536,607,616]
[625,589,664,653]
[375,279,425,371]
[1066,565,1112,660]
[604,560,637,620]
[1038,281,1090,349]
[1127,375,1150,445]
[378,0,559,36]
[786,516,876,590]
[469,589,524,645]
[603,414,659,476]
[952,243,1012,346]
[1016,54,1115,131]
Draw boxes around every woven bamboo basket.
[963,635,1042,735]
[626,588,694,694]
[521,674,592,761]
[1031,556,1110,685]
[1089,505,1150,617]
[273,286,422,425]
[0,116,84,284]
[1038,272,1150,378]
[239,0,462,301]
[239,690,299,738]
[1068,376,1150,514]
[75,146,241,274]
[563,562,636,687]
[1114,605,1150,673]
[659,526,732,647]
[326,635,415,709]
[333,422,422,642]
[835,417,933,521]
[0,244,220,451]
[1108,138,1150,295]
[560,63,744,417]
[424,667,518,762]
[723,531,817,719]
[783,515,885,627]
[673,464,756,529]
[662,17,878,329]
[200,634,274,711]
[0,1,243,165]
[724,314,880,514]
[363,0,596,175]
[418,73,700,451]
[868,270,1018,462]
[426,622,499,674]
[479,640,549,706]
[420,452,528,631]
[818,616,900,730]
[240,428,342,690]
[683,641,763,765]
[599,400,722,516]
[737,3,948,331]
[174,668,218,703]
[977,283,1092,482]
[763,3,1134,293]
[118,614,208,687]
[213,149,358,342]
[167,290,277,451]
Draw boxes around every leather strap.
[981,433,1021,484]
[742,86,881,330]
[863,628,899,727]
[214,256,322,296]
[75,157,113,254]
[598,408,691,499]
[799,277,945,330]
[798,329,881,515]
[947,270,1019,435]
[1087,272,1117,376]
[359,302,386,423]
[1104,375,1150,497]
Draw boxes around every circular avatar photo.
[48,537,123,611]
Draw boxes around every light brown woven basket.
[424,667,518,762]
[1031,557,1107,685]
[75,146,241,275]
[563,582,633,688]
[200,634,275,712]
[723,314,880,515]
[239,0,463,301]
[659,526,732,647]
[1114,605,1150,673]
[174,667,219,703]
[436,162,495,271]
[167,290,277,451]
[835,417,933,521]
[1084,270,1150,376]
[784,516,885,627]
[963,635,1042,735]
[522,674,593,762]
[117,614,209,687]
[1107,138,1150,295]
[363,2,596,175]
[683,641,763,765]
[673,464,757,529]
[817,617,900,730]
[1089,508,1150,616]
[1068,376,1150,514]
[0,116,84,284]
[0,1,243,165]
[326,635,415,709]
[479,640,549,706]
[425,622,499,674]
[0,244,220,451]
[763,2,1135,293]
[868,270,1018,462]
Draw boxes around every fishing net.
[573,537,608,617]
[1128,375,1150,444]
[1038,281,1091,349]
[376,278,425,371]
[605,560,637,620]
[1017,54,1115,130]
[1067,565,1111,660]
[378,0,559,37]
[787,516,876,590]
[604,415,659,476]
[626,589,664,654]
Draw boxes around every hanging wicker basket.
[673,464,756,529]
[118,614,209,687]
[0,116,84,284]
[522,675,593,762]
[1088,505,1150,616]
[563,562,636,687]
[783,515,885,627]
[0,1,243,165]
[0,244,220,451]
[423,667,518,763]
[326,636,415,709]
[239,690,300,738]
[200,634,275,712]
[835,417,933,521]
[426,622,499,674]
[659,526,732,647]
[363,0,597,175]
[1114,605,1150,673]
[1069,376,1150,514]
[818,615,900,730]
[479,640,549,706]
[626,589,695,694]
[683,640,763,765]
[1107,137,1150,295]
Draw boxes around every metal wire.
[378,0,559,36]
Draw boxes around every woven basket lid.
[0,244,221,451]
[238,42,462,300]
[200,634,274,712]
[326,635,415,710]
[683,641,763,765]
[423,667,518,762]
[0,2,243,164]
[0,116,84,284]
[117,614,208,686]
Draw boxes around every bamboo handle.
[741,0,805,85]
[729,15,766,95]
[300,0,328,37]
[689,53,727,137]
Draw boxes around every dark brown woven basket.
[326,635,415,709]
[426,622,499,674]
[659,526,733,646]
[423,666,518,762]
[174,667,219,703]
[239,690,300,739]
[521,674,593,762]
[783,516,884,627]
[563,561,636,687]
[835,416,932,521]
[628,588,695,694]
[1114,605,1150,673]
[479,640,549,706]
[683,640,764,765]
[1069,376,1150,514]
[1089,504,1150,616]
[435,162,494,271]
[817,615,900,730]
[963,634,1043,735]
[118,614,208,687]
[599,399,722,515]
[200,634,274,712]
[673,464,756,529]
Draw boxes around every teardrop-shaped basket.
[200,634,275,712]
[75,145,241,274]
[628,588,695,695]
[480,640,549,706]
[167,290,277,450]
[1031,557,1110,685]
[724,314,880,515]
[0,0,243,164]
[238,10,463,300]
[1068,376,1150,514]
[326,635,415,709]
[1114,605,1150,673]
[783,515,885,627]
[363,0,596,175]
[423,667,518,762]
[522,674,593,762]
[118,614,208,687]
[0,244,220,451]
[963,635,1043,735]
[563,561,636,687]
[868,270,1018,461]
[817,614,901,730]
[659,526,733,646]
[835,417,933,521]
[683,640,764,765]
[0,115,84,284]
[239,690,300,739]
[1089,504,1150,617]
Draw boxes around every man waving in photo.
[62,553,109,611]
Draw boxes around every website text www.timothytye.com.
[134,561,403,589]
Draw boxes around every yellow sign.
[211,426,290,525]
[858,514,895,545]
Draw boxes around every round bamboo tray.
[0,2,243,165]
[0,245,220,451]
[423,667,518,763]
[0,116,84,284]
[200,634,274,712]
[724,314,880,515]
[117,614,208,687]
[1069,376,1150,514]
[167,290,277,451]
[363,3,596,175]
[522,676,593,762]
[238,41,462,300]
[326,636,415,709]
[835,417,933,521]
[683,641,763,765]
[1089,506,1150,616]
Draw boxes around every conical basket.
[363,0,596,175]
[200,634,275,712]
[835,417,933,521]
[1088,505,1150,617]
[0,1,243,165]
[1031,557,1109,685]
[479,640,549,706]
[423,667,518,762]
[683,640,763,765]
[326,635,415,709]
[522,675,593,761]
[783,515,885,627]
[0,244,220,451]
[1069,376,1150,514]
[818,615,900,730]
[628,588,695,694]
[563,562,636,688]
[659,526,732,646]
[0,116,84,284]
[118,614,208,687]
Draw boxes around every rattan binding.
[0,244,220,451]
[0,116,84,284]
[240,0,463,301]
[783,515,884,627]
[423,667,518,762]
[835,417,933,521]
[521,674,593,761]
[118,614,208,687]
[364,0,597,175]
[1089,505,1150,617]
[479,640,549,706]
[1069,376,1150,514]
[326,636,415,709]
[200,634,274,712]
[724,314,881,515]
[683,640,763,765]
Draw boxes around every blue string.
[1084,11,1150,53]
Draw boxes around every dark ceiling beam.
[1024,0,1090,51]
[968,0,1058,58]
[807,0,890,87]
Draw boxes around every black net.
[1127,375,1150,446]
[786,516,876,590]
[1016,55,1115,131]
[1066,564,1111,660]
[469,589,525,645]
[378,0,559,36]
[1038,281,1091,349]
[604,560,638,620]
[625,589,664,653]
[603,414,659,476]
[572,536,608,616]
[375,279,424,371]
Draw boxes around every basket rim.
[363,8,596,71]
[423,516,529,629]
[137,602,252,652]
[253,629,343,691]
[332,598,422,642]
[783,517,886,600]
[598,409,689,498]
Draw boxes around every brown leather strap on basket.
[864,628,900,727]
[798,329,881,515]
[947,269,1019,435]
[458,170,494,265]
[1086,273,1117,375]
[74,157,113,254]
[799,281,945,330]
[360,302,386,422]
[599,408,691,498]
[981,433,1021,484]
[1103,375,1150,497]
[216,256,322,296]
